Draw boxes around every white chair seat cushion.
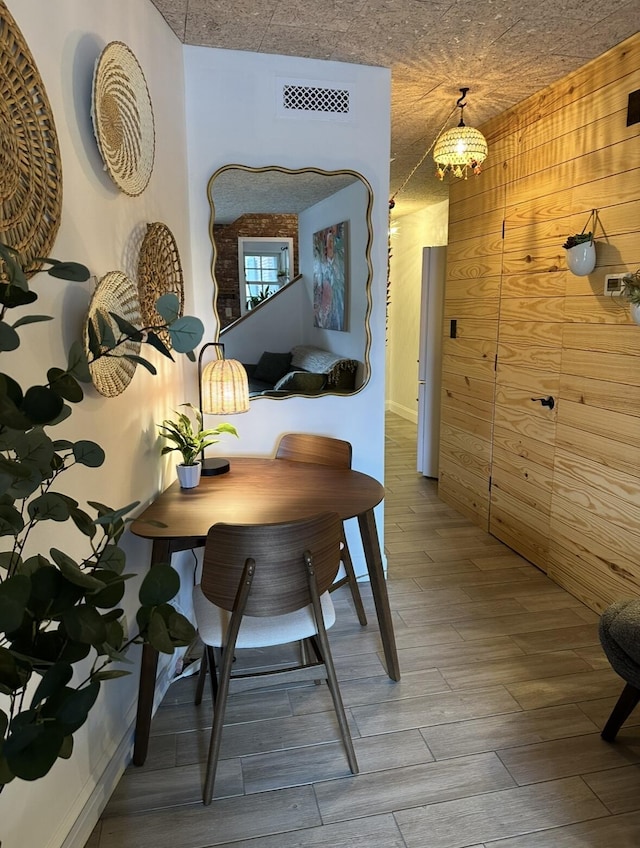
[193,585,336,649]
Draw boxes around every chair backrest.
[200,512,343,617]
[275,433,352,470]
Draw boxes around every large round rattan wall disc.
[0,1,62,272]
[137,222,184,347]
[92,41,155,196]
[84,271,142,398]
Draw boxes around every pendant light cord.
[389,103,458,207]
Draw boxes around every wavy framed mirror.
[207,165,373,400]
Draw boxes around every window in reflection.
[240,237,293,314]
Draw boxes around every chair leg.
[206,645,219,704]
[194,646,208,706]
[202,643,235,805]
[312,629,359,775]
[337,532,367,627]
[601,682,640,742]
[302,637,324,685]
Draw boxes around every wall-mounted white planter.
[630,303,640,326]
[565,241,596,276]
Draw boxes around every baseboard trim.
[385,400,417,424]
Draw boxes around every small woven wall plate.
[137,222,184,346]
[91,41,155,196]
[84,271,142,398]
[0,0,62,272]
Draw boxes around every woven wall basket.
[84,271,142,398]
[0,0,62,273]
[92,41,155,196]
[137,222,184,346]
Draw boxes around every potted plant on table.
[158,403,238,488]
[621,268,640,326]
[562,231,596,276]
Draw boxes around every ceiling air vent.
[277,78,353,122]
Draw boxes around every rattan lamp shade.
[201,359,250,415]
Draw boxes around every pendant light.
[433,87,488,180]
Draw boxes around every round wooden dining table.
[130,457,399,766]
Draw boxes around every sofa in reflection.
[244,344,359,397]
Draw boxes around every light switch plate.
[604,274,624,296]
[627,88,640,126]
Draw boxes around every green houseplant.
[621,269,640,305]
[158,403,238,488]
[621,269,640,325]
[0,243,203,789]
[562,231,596,276]
[246,287,273,310]
[561,231,593,250]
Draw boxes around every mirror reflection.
[207,165,373,399]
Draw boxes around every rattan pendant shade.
[84,271,142,398]
[0,0,62,272]
[92,41,155,196]
[137,222,184,346]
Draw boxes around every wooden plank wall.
[438,33,640,611]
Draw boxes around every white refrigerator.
[417,246,447,478]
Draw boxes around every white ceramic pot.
[565,241,596,276]
[177,461,201,489]
[630,302,640,326]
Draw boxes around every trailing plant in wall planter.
[562,231,596,276]
[0,244,203,789]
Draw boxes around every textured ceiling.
[151,0,640,219]
[211,168,359,224]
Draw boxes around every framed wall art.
[313,221,348,331]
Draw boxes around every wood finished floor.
[86,414,640,848]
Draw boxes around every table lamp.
[198,342,249,476]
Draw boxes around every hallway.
[89,415,640,847]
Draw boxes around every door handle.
[531,396,555,410]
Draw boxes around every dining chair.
[275,432,368,626]
[192,511,359,805]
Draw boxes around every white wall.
[386,201,449,421]
[1,3,191,847]
[223,278,309,363]
[184,47,391,572]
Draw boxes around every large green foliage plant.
[0,244,201,788]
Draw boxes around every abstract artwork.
[313,221,348,331]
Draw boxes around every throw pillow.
[253,351,292,385]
